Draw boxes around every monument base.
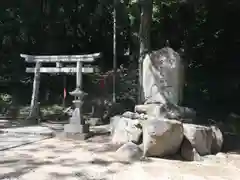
[59,132,91,140]
[64,124,89,134]
[62,124,90,140]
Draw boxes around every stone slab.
[0,120,11,128]
[57,132,91,140]
[57,125,110,141]
[41,122,110,135]
[0,133,50,151]
[41,122,64,131]
[0,126,54,137]
[64,124,89,134]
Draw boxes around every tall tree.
[138,0,153,103]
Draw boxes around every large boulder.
[135,104,195,122]
[110,116,142,145]
[114,142,143,162]
[211,125,223,154]
[142,118,184,157]
[183,124,212,156]
[122,111,141,119]
[142,47,184,105]
[180,137,201,161]
[135,104,165,118]
[122,111,148,122]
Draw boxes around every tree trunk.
[138,0,153,103]
[113,0,117,103]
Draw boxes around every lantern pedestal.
[63,88,90,140]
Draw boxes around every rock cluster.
[110,47,223,162]
[110,109,223,162]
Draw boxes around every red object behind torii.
[100,78,105,89]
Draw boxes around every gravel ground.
[1,132,240,180]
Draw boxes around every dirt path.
[1,134,240,180]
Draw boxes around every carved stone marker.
[141,47,195,120]
[142,47,184,105]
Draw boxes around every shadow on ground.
[0,132,138,180]
[2,121,240,179]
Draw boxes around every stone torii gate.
[21,53,101,136]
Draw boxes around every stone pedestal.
[64,124,89,134]
[63,88,90,140]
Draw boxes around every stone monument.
[143,47,184,105]
[139,47,195,121]
[109,47,223,162]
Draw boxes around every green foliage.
[0,93,12,103]
[1,0,240,119]
[87,62,138,106]
[0,93,12,114]
[116,65,138,102]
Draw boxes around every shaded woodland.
[1,0,240,122]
